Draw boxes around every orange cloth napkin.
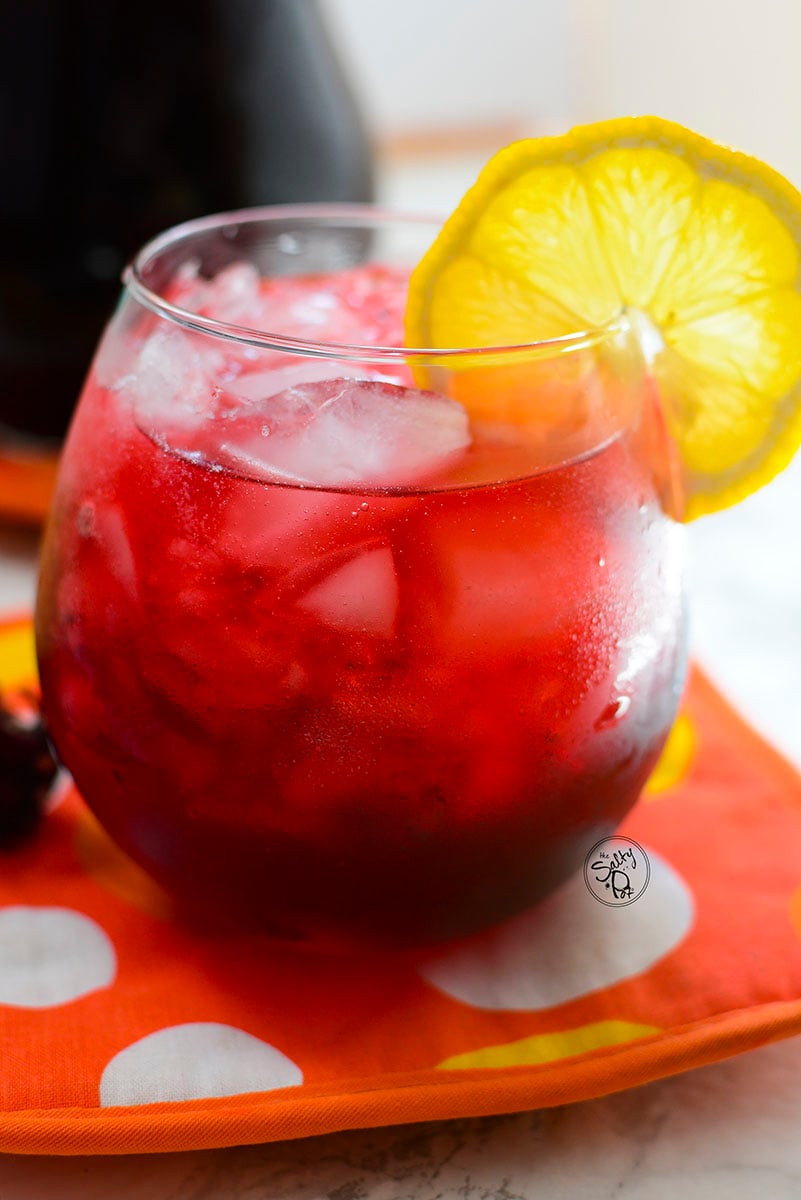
[2,615,801,1156]
[0,452,58,526]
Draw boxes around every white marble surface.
[688,452,801,770]
[0,1035,801,1197]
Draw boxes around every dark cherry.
[0,695,58,846]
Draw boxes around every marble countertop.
[0,1036,800,1197]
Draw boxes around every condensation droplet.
[594,695,631,731]
[77,502,96,538]
[277,232,302,255]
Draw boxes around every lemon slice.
[405,116,801,519]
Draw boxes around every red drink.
[35,210,686,948]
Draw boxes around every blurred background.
[321,0,801,206]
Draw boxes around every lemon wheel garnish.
[405,116,801,519]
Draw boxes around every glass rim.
[124,203,631,363]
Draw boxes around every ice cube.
[216,485,359,572]
[168,261,409,348]
[297,545,399,635]
[168,264,350,341]
[125,327,401,468]
[410,500,586,646]
[168,262,263,326]
[215,478,415,584]
[93,318,146,390]
[215,378,471,488]
[198,263,262,324]
[230,272,403,346]
[447,544,554,641]
[88,503,139,600]
[231,360,355,402]
[122,327,227,441]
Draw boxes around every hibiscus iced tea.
[35,210,686,947]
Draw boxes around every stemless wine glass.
[35,206,687,949]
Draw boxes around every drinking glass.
[35,207,687,948]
